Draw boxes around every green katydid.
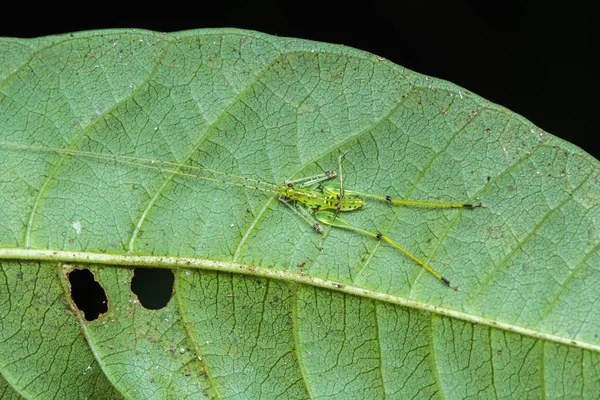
[1,141,483,290]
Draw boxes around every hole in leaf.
[68,269,108,321]
[130,268,174,310]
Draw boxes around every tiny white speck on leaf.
[71,220,82,234]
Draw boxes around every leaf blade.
[1,28,598,399]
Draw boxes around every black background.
[1,4,597,159]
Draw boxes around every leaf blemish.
[71,220,82,234]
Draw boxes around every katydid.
[1,141,483,290]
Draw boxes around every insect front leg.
[336,151,347,203]
[278,198,324,233]
[284,170,337,188]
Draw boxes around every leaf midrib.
[1,248,598,354]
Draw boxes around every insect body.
[280,183,364,212]
[1,141,482,291]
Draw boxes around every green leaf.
[1,28,598,399]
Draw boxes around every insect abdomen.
[318,195,363,211]
[339,196,363,211]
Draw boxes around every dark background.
[1,3,597,159]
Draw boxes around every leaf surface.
[0,28,599,399]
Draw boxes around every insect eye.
[284,195,291,200]
[287,183,294,188]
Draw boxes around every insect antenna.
[0,141,281,195]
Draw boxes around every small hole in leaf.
[68,269,108,321]
[130,268,174,310]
